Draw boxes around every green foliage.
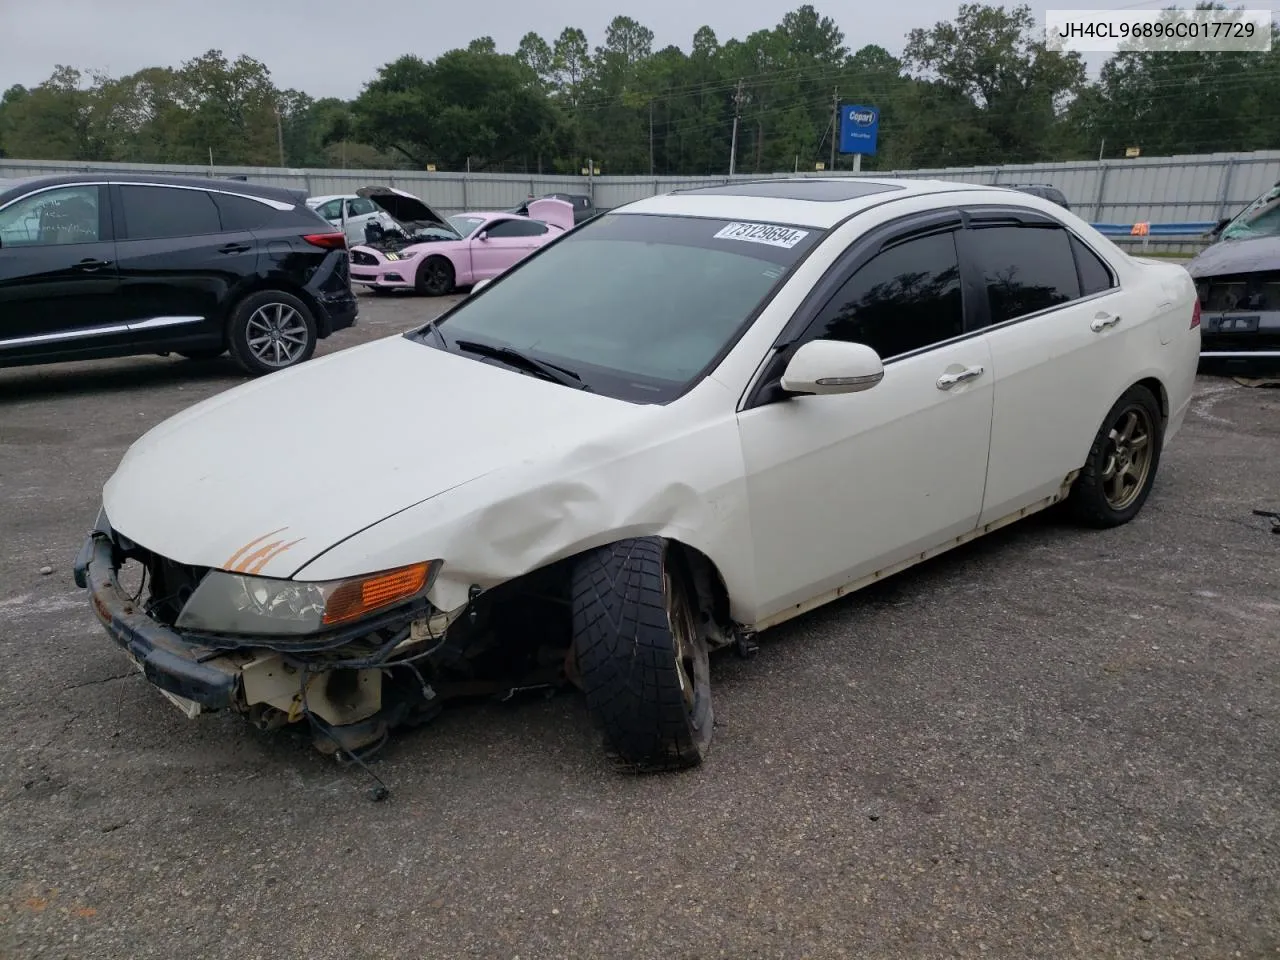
[2,3,1277,173]
[352,48,557,170]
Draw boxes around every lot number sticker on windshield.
[713,222,809,249]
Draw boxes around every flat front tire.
[570,538,713,772]
[1066,384,1164,528]
[227,291,318,376]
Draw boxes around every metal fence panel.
[5,150,1280,222]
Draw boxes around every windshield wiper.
[453,339,589,390]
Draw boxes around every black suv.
[0,173,358,376]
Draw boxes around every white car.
[74,177,1201,772]
[306,191,398,246]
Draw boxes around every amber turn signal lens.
[322,562,431,626]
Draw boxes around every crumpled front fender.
[291,398,757,621]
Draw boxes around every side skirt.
[746,470,1082,634]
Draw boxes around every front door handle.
[218,243,252,254]
[1090,312,1122,332]
[74,257,112,271]
[936,365,985,390]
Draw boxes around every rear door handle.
[218,243,252,254]
[936,365,985,390]
[74,257,112,272]
[1090,312,1122,332]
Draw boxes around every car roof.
[616,177,1010,229]
[0,171,304,206]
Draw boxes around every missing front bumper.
[78,532,243,711]
[1199,310,1280,358]
[74,528,432,743]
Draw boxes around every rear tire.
[227,290,318,377]
[415,256,455,296]
[1066,384,1164,528]
[570,538,713,773]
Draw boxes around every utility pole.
[729,78,745,177]
[830,87,839,172]
[275,106,286,167]
[649,100,654,176]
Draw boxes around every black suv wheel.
[228,291,318,376]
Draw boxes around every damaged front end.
[1193,267,1280,361]
[73,510,578,759]
[353,184,461,253]
[1190,184,1280,362]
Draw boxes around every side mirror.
[779,339,884,396]
[1208,216,1231,237]
[471,277,492,294]
[476,230,488,242]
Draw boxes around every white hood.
[102,335,646,579]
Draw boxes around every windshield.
[448,215,487,237]
[410,212,822,403]
[1221,186,1280,241]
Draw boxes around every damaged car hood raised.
[356,185,457,234]
[1187,236,1280,278]
[102,336,648,579]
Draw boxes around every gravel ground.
[1,290,1278,959]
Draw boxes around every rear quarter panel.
[1118,255,1201,446]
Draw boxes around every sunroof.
[676,179,906,202]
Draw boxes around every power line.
[583,73,1280,173]
[559,23,1280,114]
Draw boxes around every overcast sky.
[1,0,1277,98]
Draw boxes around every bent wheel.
[1066,384,1164,528]
[570,538,714,772]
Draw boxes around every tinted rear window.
[213,192,275,230]
[119,185,221,240]
[970,224,1081,324]
[1071,235,1114,296]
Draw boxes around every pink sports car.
[346,186,575,296]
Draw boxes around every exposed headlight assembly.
[174,561,441,636]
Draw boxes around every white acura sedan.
[75,177,1202,772]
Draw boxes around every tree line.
[2,3,1278,176]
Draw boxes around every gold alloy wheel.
[1101,404,1155,510]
